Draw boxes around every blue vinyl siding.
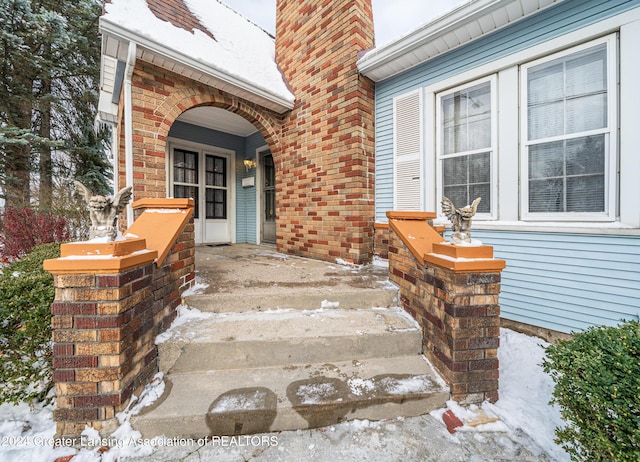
[169,121,246,153]
[470,230,640,333]
[169,121,263,244]
[374,0,640,222]
[237,131,265,244]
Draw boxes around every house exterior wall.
[371,0,640,333]
[275,0,376,264]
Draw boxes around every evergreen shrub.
[543,320,640,461]
[0,243,60,404]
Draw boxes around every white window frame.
[435,75,498,220]
[519,34,618,222]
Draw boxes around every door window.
[173,149,199,219]
[205,155,227,219]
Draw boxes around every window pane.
[528,135,605,213]
[469,153,491,183]
[206,155,226,187]
[174,149,198,185]
[529,178,563,212]
[529,141,563,179]
[174,185,198,219]
[566,93,607,133]
[470,184,490,214]
[528,62,563,105]
[566,135,604,176]
[565,46,606,97]
[441,81,491,154]
[443,186,468,210]
[443,152,490,213]
[527,43,607,140]
[567,175,604,212]
[443,156,468,185]
[528,101,563,140]
[205,187,226,219]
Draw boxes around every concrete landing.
[132,356,448,438]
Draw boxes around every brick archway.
[123,62,284,202]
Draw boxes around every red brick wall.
[374,223,389,259]
[276,0,376,264]
[50,217,195,438]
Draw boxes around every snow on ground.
[0,328,569,461]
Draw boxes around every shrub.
[543,320,640,461]
[0,243,60,405]
[0,207,70,260]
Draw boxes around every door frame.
[255,145,274,245]
[168,139,236,245]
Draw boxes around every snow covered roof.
[99,0,294,114]
[357,0,564,82]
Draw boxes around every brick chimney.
[275,0,375,264]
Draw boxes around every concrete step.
[184,288,398,313]
[158,308,422,373]
[132,355,449,438]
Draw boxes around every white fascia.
[357,0,564,81]
[99,17,294,114]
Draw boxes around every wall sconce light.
[243,158,257,171]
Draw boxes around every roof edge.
[100,16,295,113]
[358,0,563,81]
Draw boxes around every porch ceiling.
[177,107,258,137]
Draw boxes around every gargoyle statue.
[441,196,482,244]
[74,180,133,241]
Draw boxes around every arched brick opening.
[120,62,285,204]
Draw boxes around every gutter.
[124,42,136,226]
[99,17,295,113]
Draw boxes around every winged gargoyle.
[74,180,133,241]
[441,196,481,244]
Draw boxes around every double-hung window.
[521,36,617,220]
[437,77,496,218]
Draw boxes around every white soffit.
[176,107,258,137]
[358,0,564,82]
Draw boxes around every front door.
[261,150,276,244]
[172,146,233,244]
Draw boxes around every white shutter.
[393,90,423,211]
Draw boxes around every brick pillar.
[275,0,376,264]
[421,267,502,404]
[45,199,195,439]
[51,263,157,438]
[386,212,505,404]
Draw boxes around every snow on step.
[158,308,423,373]
[132,356,449,438]
[185,288,398,313]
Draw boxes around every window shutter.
[393,90,423,211]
